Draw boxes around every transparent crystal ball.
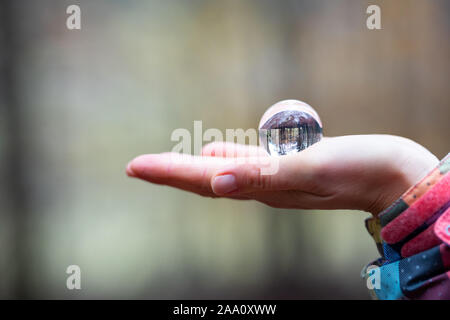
[259,100,323,156]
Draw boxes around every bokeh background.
[0,0,449,299]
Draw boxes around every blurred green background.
[0,0,449,299]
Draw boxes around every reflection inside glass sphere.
[259,110,323,156]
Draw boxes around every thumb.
[210,153,317,195]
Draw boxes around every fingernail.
[126,162,137,177]
[212,174,238,195]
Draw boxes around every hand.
[126,135,439,215]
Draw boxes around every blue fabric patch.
[374,260,402,300]
[399,245,444,297]
[383,242,401,263]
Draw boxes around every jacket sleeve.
[363,153,450,300]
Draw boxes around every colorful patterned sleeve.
[363,153,450,300]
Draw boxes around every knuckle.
[245,165,271,190]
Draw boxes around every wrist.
[374,140,439,215]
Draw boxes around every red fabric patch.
[401,223,442,258]
[382,172,450,244]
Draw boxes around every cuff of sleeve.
[365,153,450,257]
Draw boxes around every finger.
[210,147,320,196]
[127,150,318,198]
[201,142,268,158]
[127,153,251,199]
[129,138,324,199]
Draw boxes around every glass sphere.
[259,100,323,156]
